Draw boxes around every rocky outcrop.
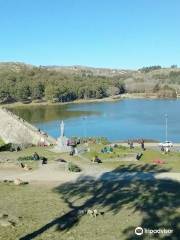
[0,108,56,145]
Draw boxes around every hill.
[0,62,180,104]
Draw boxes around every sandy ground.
[0,161,180,185]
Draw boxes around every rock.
[24,165,30,171]
[14,178,23,185]
[0,219,12,227]
[0,213,8,218]
[0,213,22,227]
[14,178,29,185]
[3,180,13,184]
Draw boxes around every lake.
[9,99,180,142]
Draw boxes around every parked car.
[159,141,173,148]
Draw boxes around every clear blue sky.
[0,0,179,69]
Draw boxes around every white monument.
[54,121,72,152]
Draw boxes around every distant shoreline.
[0,93,178,108]
[0,95,122,108]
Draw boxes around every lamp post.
[83,116,87,138]
[165,114,168,142]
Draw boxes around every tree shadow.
[20,164,180,240]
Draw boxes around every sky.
[0,0,180,69]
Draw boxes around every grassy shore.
[82,143,180,172]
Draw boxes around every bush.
[18,156,33,161]
[17,155,47,161]
[0,143,32,152]
[68,162,81,172]
[139,65,162,73]
[0,143,11,152]
[116,145,129,150]
[157,85,177,98]
[0,143,21,152]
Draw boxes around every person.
[141,139,145,151]
[42,157,48,165]
[165,147,169,154]
[109,146,113,152]
[141,142,145,151]
[92,155,102,163]
[20,163,25,168]
[161,146,164,152]
[130,141,134,149]
[32,152,40,160]
[69,148,75,156]
[136,153,143,160]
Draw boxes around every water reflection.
[9,104,97,123]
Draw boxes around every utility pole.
[165,114,168,142]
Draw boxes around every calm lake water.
[10,99,180,142]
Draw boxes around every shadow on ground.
[20,164,180,240]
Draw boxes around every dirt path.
[0,160,180,184]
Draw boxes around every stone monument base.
[53,136,72,153]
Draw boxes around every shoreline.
[0,93,178,108]
[0,95,122,108]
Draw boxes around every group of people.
[32,152,48,164]
[101,146,113,153]
[161,145,170,153]
[127,138,146,150]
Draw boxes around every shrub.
[157,85,177,98]
[68,162,81,172]
[17,156,34,161]
[0,143,31,152]
[0,143,21,152]
[116,145,129,150]
[17,155,46,161]
[0,143,11,151]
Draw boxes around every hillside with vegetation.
[0,62,180,104]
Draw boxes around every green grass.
[0,144,179,239]
[0,174,179,240]
[83,143,137,160]
[82,144,180,172]
[141,149,180,172]
[0,184,70,240]
[0,146,61,169]
[0,138,4,146]
[1,143,180,172]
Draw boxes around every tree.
[16,84,31,101]
[106,86,120,96]
[153,83,160,93]
[77,86,90,99]
[139,65,162,73]
[31,83,44,100]
[171,65,177,69]
[0,90,11,103]
[45,85,59,102]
